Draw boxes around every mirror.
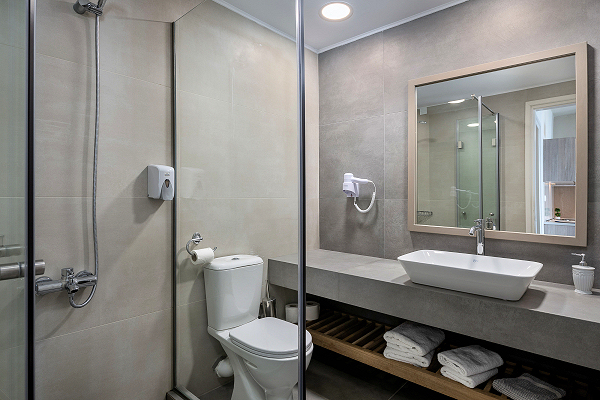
[408,43,587,246]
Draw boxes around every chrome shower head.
[73,0,107,15]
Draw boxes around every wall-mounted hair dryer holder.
[343,173,376,213]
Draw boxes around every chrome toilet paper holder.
[186,232,217,256]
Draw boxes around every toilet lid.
[229,317,313,359]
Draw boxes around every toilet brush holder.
[262,297,276,318]
[261,280,276,318]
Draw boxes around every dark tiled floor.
[200,347,452,400]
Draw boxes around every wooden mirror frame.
[407,42,588,246]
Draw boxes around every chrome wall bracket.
[185,232,216,257]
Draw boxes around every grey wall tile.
[383,199,412,260]
[319,116,384,200]
[320,0,600,288]
[319,32,384,125]
[320,198,384,258]
[36,309,172,400]
[384,112,408,200]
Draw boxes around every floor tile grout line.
[387,380,408,400]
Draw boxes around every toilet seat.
[229,317,313,359]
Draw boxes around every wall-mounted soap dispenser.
[148,165,174,200]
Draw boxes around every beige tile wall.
[32,0,205,399]
[174,1,319,397]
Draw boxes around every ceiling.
[212,0,469,53]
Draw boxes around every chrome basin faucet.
[469,219,485,255]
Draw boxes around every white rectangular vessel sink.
[397,250,543,301]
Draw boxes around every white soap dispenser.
[571,253,594,295]
[148,165,175,200]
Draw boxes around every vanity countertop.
[268,249,600,371]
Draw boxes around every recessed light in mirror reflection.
[467,123,479,127]
[448,99,465,104]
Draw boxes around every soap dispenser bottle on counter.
[572,253,594,295]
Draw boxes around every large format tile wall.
[174,1,319,397]
[33,1,203,399]
[319,0,600,287]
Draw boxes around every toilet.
[204,255,313,400]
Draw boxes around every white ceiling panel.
[213,0,469,53]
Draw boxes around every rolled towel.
[383,345,434,368]
[437,345,503,376]
[383,321,445,356]
[492,373,566,400]
[441,366,498,389]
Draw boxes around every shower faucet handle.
[61,268,74,280]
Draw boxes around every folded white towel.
[383,345,434,368]
[383,321,445,356]
[492,373,566,400]
[441,366,498,388]
[437,345,503,376]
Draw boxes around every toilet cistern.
[469,219,485,255]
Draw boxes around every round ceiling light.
[319,2,353,21]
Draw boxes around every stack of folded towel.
[382,321,445,368]
[492,373,566,400]
[437,345,503,388]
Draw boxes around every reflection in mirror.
[415,55,577,236]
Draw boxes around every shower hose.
[70,14,100,308]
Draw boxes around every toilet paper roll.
[190,247,215,265]
[306,301,320,321]
[285,302,320,323]
[285,303,298,324]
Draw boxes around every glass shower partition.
[172,1,299,399]
[0,0,31,398]
[455,100,499,229]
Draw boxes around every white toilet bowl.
[203,256,313,400]
[208,318,313,400]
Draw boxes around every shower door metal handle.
[0,259,45,281]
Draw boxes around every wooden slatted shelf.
[306,310,599,400]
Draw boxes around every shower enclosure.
[455,99,499,229]
[416,96,500,230]
[0,0,34,398]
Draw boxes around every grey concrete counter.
[268,249,600,371]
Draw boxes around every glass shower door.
[0,0,28,398]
